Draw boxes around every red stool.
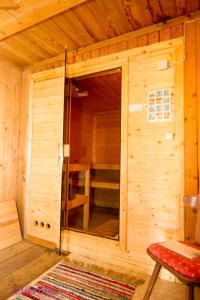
[144,196,200,300]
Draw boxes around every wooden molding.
[26,235,56,250]
[0,0,88,41]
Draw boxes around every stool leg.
[143,262,161,300]
[187,285,194,300]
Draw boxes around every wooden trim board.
[26,235,56,250]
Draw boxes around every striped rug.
[9,261,135,300]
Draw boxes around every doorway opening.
[62,68,121,240]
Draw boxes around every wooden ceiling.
[72,70,121,113]
[0,0,199,67]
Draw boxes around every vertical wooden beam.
[83,168,90,231]
[184,21,198,242]
[18,69,30,235]
[197,20,200,199]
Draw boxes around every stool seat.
[144,196,200,300]
[148,242,200,281]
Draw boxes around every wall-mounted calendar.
[148,89,171,122]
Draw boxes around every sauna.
[1,0,200,299]
[62,69,121,239]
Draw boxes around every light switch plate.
[157,60,168,70]
[165,132,174,141]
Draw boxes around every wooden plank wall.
[127,46,184,264]
[0,61,22,248]
[70,105,93,163]
[92,110,120,209]
[70,108,120,165]
[70,108,120,209]
[93,110,120,164]
[61,39,184,277]
[27,75,64,246]
[18,70,31,233]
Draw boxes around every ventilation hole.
[40,222,44,227]
[46,223,51,229]
[34,220,38,226]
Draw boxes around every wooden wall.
[184,19,200,242]
[127,44,184,264]
[0,61,22,248]
[70,108,120,165]
[23,37,184,279]
[60,38,184,278]
[93,110,120,164]
[70,102,121,160]
[70,107,120,209]
[18,69,30,233]
[70,105,93,164]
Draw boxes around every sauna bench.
[68,163,90,230]
[70,163,120,190]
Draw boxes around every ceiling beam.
[0,0,89,41]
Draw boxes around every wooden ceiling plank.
[20,32,53,59]
[49,16,85,48]
[75,73,121,113]
[51,11,95,47]
[23,26,65,56]
[22,30,60,58]
[0,44,34,65]
[40,19,78,49]
[176,0,188,15]
[99,0,134,34]
[94,75,121,106]
[0,48,24,66]
[148,0,163,22]
[122,0,154,30]
[0,44,30,66]
[92,1,123,38]
[159,0,177,18]
[72,3,113,42]
[175,0,199,15]
[7,34,49,62]
[185,0,200,12]
[0,0,89,41]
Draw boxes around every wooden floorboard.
[0,240,32,265]
[0,241,60,299]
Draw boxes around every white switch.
[157,60,168,70]
[165,132,174,141]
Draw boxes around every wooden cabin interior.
[1,0,200,299]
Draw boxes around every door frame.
[65,55,129,250]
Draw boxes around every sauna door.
[62,69,121,240]
[28,75,64,247]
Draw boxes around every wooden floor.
[0,241,60,300]
[0,240,187,300]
